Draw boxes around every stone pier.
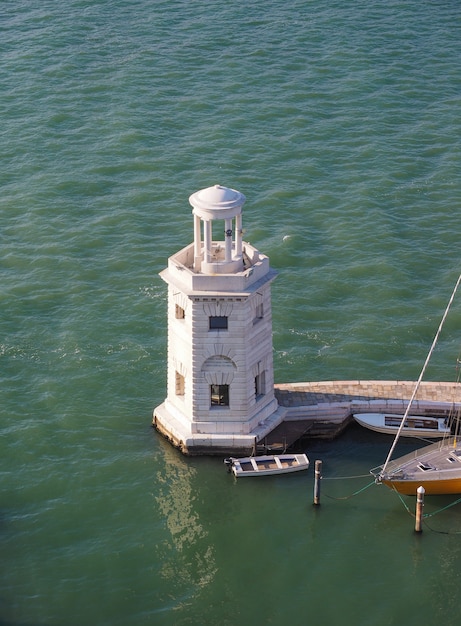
[260,380,461,449]
[155,379,461,455]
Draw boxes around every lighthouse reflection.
[154,442,217,599]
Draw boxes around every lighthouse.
[153,185,285,455]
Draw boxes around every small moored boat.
[224,453,309,477]
[354,412,449,438]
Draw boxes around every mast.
[379,273,461,479]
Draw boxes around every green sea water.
[2,1,461,624]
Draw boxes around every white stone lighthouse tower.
[153,185,285,455]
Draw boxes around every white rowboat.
[224,453,309,477]
[354,413,450,438]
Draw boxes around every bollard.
[313,460,322,506]
[415,485,425,533]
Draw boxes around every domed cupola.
[189,184,246,274]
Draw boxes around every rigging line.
[447,354,461,439]
[380,273,461,478]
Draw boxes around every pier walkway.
[260,380,461,450]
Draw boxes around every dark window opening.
[255,371,266,399]
[209,316,228,330]
[211,384,229,406]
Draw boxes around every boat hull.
[376,438,461,495]
[226,453,309,477]
[354,413,449,438]
[382,476,461,496]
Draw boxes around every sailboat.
[372,274,461,496]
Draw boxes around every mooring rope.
[424,495,461,518]
[421,518,461,535]
[323,479,376,500]
[322,476,461,532]
[391,487,461,534]
[322,473,372,480]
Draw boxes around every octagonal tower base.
[153,185,283,456]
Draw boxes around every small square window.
[209,316,228,330]
[175,304,185,319]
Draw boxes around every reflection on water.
[154,442,217,605]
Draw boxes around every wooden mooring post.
[313,460,322,506]
[415,486,425,533]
